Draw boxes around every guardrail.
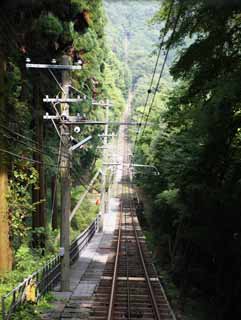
[1,215,99,320]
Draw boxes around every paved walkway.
[41,193,119,320]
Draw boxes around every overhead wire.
[0,23,94,219]
[132,0,175,155]
[50,141,61,225]
[139,0,175,125]
[0,120,101,166]
[2,132,59,160]
[0,10,103,203]
[48,68,65,94]
[0,125,100,185]
[135,1,183,152]
[0,145,76,171]
[0,123,71,158]
[0,147,43,165]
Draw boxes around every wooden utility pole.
[60,55,71,291]
[51,175,58,230]
[99,102,109,231]
[26,58,83,290]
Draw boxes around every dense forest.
[1,0,241,319]
[0,1,127,316]
[132,0,241,319]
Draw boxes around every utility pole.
[27,57,83,292]
[99,101,113,231]
[60,55,71,291]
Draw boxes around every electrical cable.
[0,123,70,158]
[0,146,71,170]
[132,0,175,155]
[50,141,61,225]
[135,1,183,151]
[48,68,65,94]
[2,132,57,159]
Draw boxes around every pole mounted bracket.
[69,135,92,152]
[43,95,85,104]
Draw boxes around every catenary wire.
[135,1,183,152]
[132,0,175,155]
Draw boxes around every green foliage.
[104,0,160,88]
[36,13,63,41]
[74,28,97,51]
[71,185,98,240]
[11,294,54,320]
[7,163,39,248]
[134,0,241,318]
[0,1,123,317]
[15,245,40,274]
[0,245,55,318]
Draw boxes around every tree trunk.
[51,175,58,230]
[32,79,46,248]
[0,54,12,273]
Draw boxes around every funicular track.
[88,92,176,320]
[90,179,175,320]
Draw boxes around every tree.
[0,25,13,273]
[135,0,241,318]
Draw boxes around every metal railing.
[1,215,99,320]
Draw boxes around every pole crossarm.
[43,97,85,103]
[103,162,121,166]
[26,63,82,70]
[92,101,113,107]
[43,114,152,126]
[63,121,152,126]
[69,135,92,152]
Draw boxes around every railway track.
[90,176,176,320]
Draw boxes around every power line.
[139,0,175,125]
[135,1,183,150]
[132,0,175,155]
[50,141,61,225]
[2,132,57,160]
[0,146,70,170]
[0,141,98,192]
[0,147,43,165]
[0,122,101,168]
[0,123,68,158]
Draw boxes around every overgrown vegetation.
[0,1,127,317]
[1,0,240,319]
[134,0,241,319]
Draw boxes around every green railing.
[1,215,99,320]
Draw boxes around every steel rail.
[123,130,131,320]
[107,187,123,320]
[124,183,131,320]
[129,184,162,320]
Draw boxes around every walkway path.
[41,192,119,320]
